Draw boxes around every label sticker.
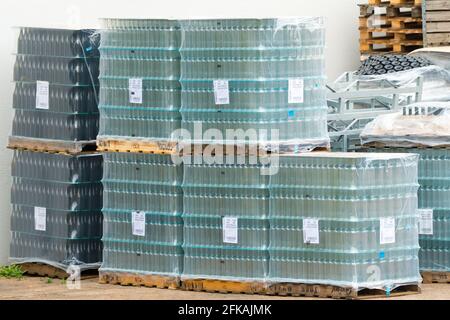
[213,80,230,105]
[132,211,145,237]
[418,209,433,235]
[288,110,296,118]
[303,218,319,244]
[380,217,396,244]
[34,207,46,231]
[129,78,143,104]
[223,217,238,244]
[288,78,304,104]
[36,81,49,110]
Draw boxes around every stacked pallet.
[359,0,423,57]
[424,0,450,47]
[7,28,103,278]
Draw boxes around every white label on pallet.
[132,211,145,237]
[34,206,46,231]
[213,80,230,105]
[418,209,434,235]
[380,217,396,244]
[223,217,238,244]
[288,78,304,104]
[36,81,49,110]
[303,218,319,244]
[129,78,143,104]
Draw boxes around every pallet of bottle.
[424,0,450,47]
[7,136,97,155]
[96,137,330,156]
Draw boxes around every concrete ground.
[0,276,449,300]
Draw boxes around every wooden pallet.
[360,39,423,54]
[360,4,422,18]
[266,283,420,300]
[181,278,420,299]
[97,137,330,155]
[97,137,179,155]
[18,263,98,280]
[368,0,422,6]
[8,136,97,155]
[99,271,180,289]
[421,271,450,284]
[424,0,450,47]
[359,15,422,29]
[360,27,423,41]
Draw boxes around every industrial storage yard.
[1,0,450,304]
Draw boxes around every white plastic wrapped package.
[356,65,450,102]
[361,102,450,148]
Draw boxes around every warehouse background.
[0,0,362,264]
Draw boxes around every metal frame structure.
[327,72,423,151]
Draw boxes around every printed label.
[223,217,238,244]
[132,211,145,237]
[36,81,49,110]
[380,217,396,244]
[303,218,319,244]
[288,78,304,104]
[129,78,143,104]
[34,207,46,231]
[418,209,433,235]
[213,80,230,105]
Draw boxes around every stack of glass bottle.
[269,153,421,289]
[100,153,184,276]
[12,27,100,142]
[10,150,103,269]
[182,157,270,280]
[365,148,450,272]
[97,19,182,140]
[179,18,329,147]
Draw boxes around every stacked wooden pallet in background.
[359,0,423,59]
[424,0,450,47]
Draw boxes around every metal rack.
[327,71,423,151]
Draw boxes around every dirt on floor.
[0,276,449,300]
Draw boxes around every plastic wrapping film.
[361,102,450,148]
[267,152,421,290]
[9,150,103,271]
[179,18,329,148]
[11,27,100,143]
[182,156,270,281]
[96,18,330,151]
[100,153,184,276]
[364,148,450,272]
[354,65,450,102]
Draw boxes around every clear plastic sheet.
[361,102,450,148]
[10,27,100,144]
[10,151,103,271]
[355,65,450,102]
[363,148,450,272]
[96,18,330,148]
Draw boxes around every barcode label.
[380,217,396,244]
[288,78,304,104]
[303,218,319,244]
[418,209,433,235]
[36,81,49,109]
[213,80,230,105]
[223,217,238,244]
[34,207,46,231]
[129,78,143,104]
[132,211,145,237]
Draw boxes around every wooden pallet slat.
[8,136,97,155]
[99,271,180,289]
[18,263,98,280]
[368,0,422,6]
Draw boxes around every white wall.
[0,0,361,264]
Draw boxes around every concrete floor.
[0,276,449,300]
